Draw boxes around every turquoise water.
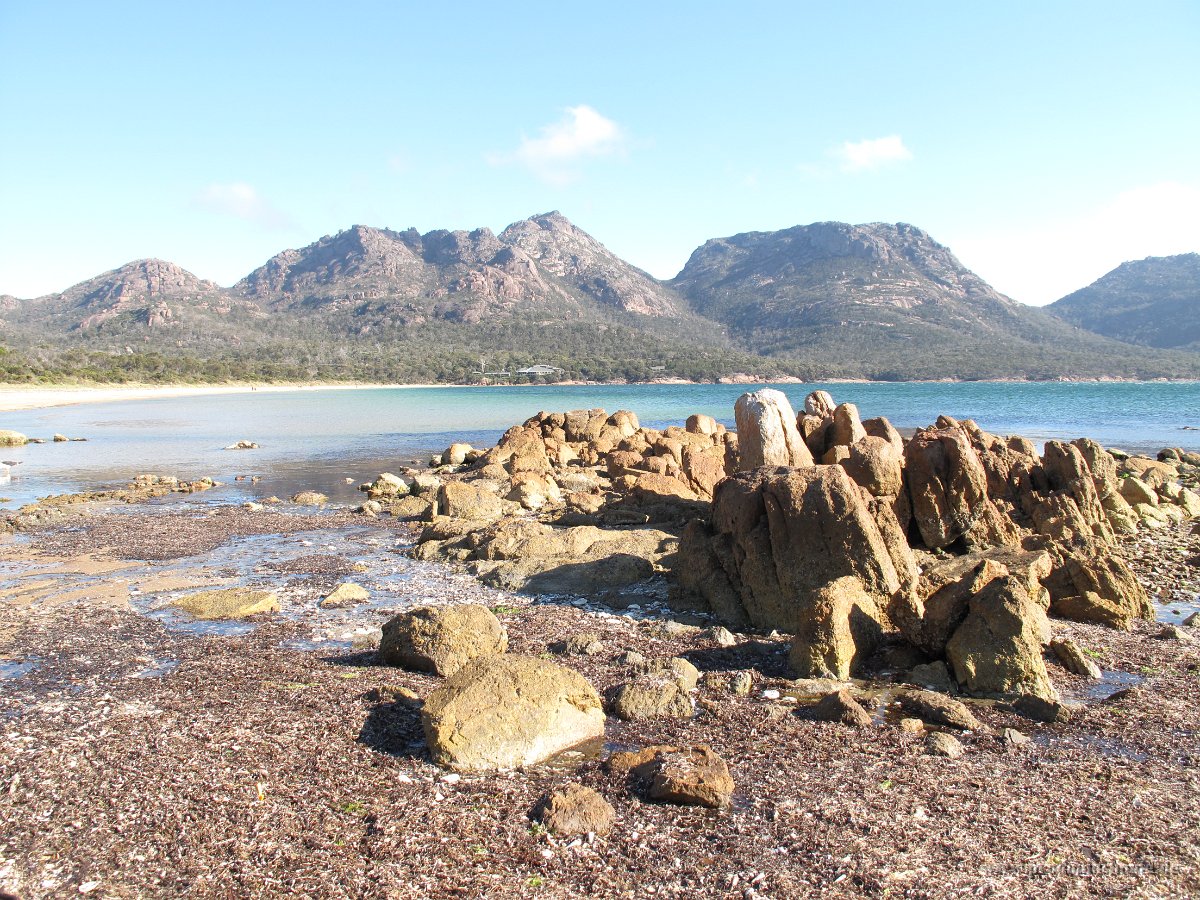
[1,382,1197,509]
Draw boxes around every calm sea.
[1,382,1197,510]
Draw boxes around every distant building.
[515,365,564,376]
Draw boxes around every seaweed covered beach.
[2,394,1199,899]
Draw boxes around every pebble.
[761,689,781,700]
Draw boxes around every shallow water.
[1,381,1198,508]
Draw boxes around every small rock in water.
[320,582,370,609]
[925,732,965,758]
[1050,638,1103,679]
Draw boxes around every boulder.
[172,588,279,620]
[925,732,965,758]
[840,436,904,497]
[788,576,889,680]
[291,491,328,506]
[443,443,475,466]
[646,746,734,809]
[0,430,28,446]
[897,688,981,731]
[672,465,911,638]
[830,403,867,448]
[945,575,1057,701]
[609,675,694,720]
[686,414,719,436]
[1119,477,1158,507]
[1050,638,1102,679]
[421,655,605,772]
[807,689,872,727]
[506,473,561,510]
[320,582,370,608]
[804,390,836,418]
[733,389,813,469]
[438,481,504,521]
[1045,547,1152,628]
[534,784,615,836]
[862,416,905,455]
[362,473,409,499]
[630,656,701,691]
[892,549,1051,656]
[905,424,1002,550]
[379,604,508,676]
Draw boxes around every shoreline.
[3,377,1197,413]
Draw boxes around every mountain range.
[1,213,1197,383]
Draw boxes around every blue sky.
[1,1,1197,304]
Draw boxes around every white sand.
[0,383,427,412]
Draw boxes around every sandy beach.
[0,383,423,413]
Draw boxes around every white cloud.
[834,135,913,172]
[952,181,1200,305]
[496,105,627,185]
[194,182,292,229]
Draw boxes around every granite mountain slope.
[667,221,1164,376]
[2,217,1198,382]
[1045,253,1200,350]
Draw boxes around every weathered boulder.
[443,442,475,466]
[840,436,904,497]
[438,481,503,521]
[172,588,279,620]
[897,688,982,731]
[647,746,734,809]
[1119,477,1158,507]
[362,473,409,499]
[609,675,694,720]
[905,424,1010,550]
[807,689,873,727]
[788,576,889,680]
[672,465,911,638]
[291,491,328,506]
[534,784,615,836]
[945,575,1057,701]
[862,416,905,455]
[1050,638,1102,679]
[0,430,28,447]
[925,732,965,758]
[804,390,836,418]
[506,473,561,510]
[1044,546,1152,628]
[891,548,1051,655]
[830,403,867,448]
[379,604,508,676]
[421,655,605,772]
[686,413,720,436]
[733,389,814,469]
[320,582,370,608]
